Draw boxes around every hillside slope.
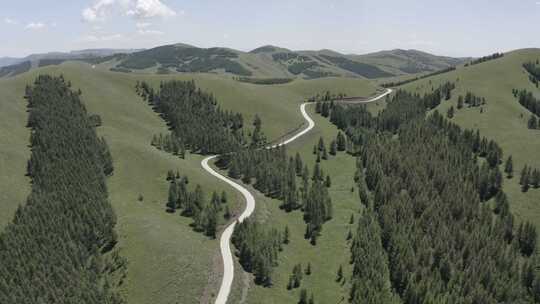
[0,61,377,304]
[399,48,540,228]
[354,49,471,74]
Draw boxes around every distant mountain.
[0,48,142,68]
[0,44,471,80]
[0,57,21,68]
[107,44,470,79]
[352,49,472,74]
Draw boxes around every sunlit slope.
[401,48,540,226]
[0,61,377,304]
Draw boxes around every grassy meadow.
[0,61,376,304]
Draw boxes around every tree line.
[465,52,504,66]
[234,77,294,85]
[166,172,229,238]
[513,89,540,130]
[136,80,248,155]
[381,67,456,88]
[523,60,540,87]
[136,79,283,285]
[217,146,333,245]
[317,85,540,303]
[0,75,125,303]
[231,219,284,286]
[520,164,540,193]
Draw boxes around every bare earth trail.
[202,88,392,304]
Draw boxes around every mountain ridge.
[0,43,472,79]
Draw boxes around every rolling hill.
[0,61,377,304]
[1,46,538,304]
[366,48,540,235]
[0,44,470,80]
[353,48,471,74]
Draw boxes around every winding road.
[202,88,392,304]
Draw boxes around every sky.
[0,0,539,58]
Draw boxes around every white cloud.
[82,0,117,22]
[80,33,124,42]
[25,22,46,30]
[137,29,164,35]
[4,17,18,25]
[127,0,176,19]
[136,21,152,29]
[83,0,177,22]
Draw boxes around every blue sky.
[1,0,539,57]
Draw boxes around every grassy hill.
[0,44,470,81]
[395,48,540,231]
[1,47,539,304]
[354,48,471,74]
[0,61,377,304]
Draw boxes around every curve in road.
[203,88,392,304]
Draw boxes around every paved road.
[202,88,392,304]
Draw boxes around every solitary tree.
[457,95,464,109]
[284,225,290,244]
[336,264,343,282]
[504,156,514,178]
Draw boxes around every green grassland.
[0,61,376,304]
[399,48,540,229]
[2,46,539,304]
[236,104,367,304]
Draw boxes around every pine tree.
[349,214,354,224]
[224,205,231,220]
[299,289,308,304]
[528,115,539,129]
[325,175,332,188]
[330,140,337,156]
[166,169,175,181]
[447,106,455,119]
[520,165,531,192]
[287,277,294,290]
[318,137,325,151]
[337,132,346,151]
[457,95,464,109]
[532,169,540,188]
[517,222,537,256]
[322,102,330,117]
[251,114,266,147]
[206,208,218,239]
[221,191,228,204]
[295,152,303,176]
[336,264,343,282]
[167,180,179,211]
[305,262,311,275]
[211,191,221,210]
[284,225,290,244]
[308,293,315,304]
[504,155,514,178]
